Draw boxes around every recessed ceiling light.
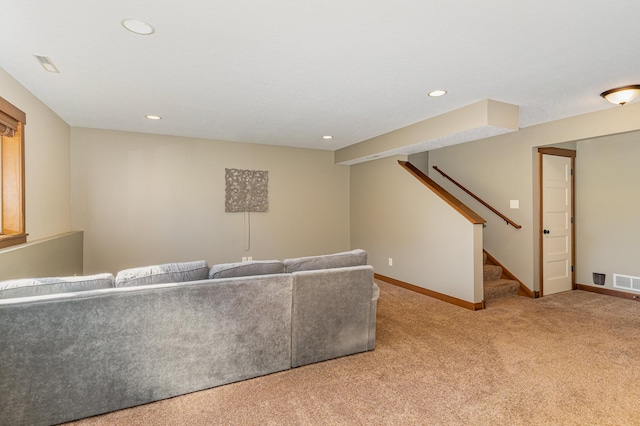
[121,18,155,35]
[33,55,60,73]
[323,135,333,140]
[428,90,447,97]
[145,115,162,120]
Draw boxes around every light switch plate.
[510,200,519,209]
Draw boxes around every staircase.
[483,252,520,302]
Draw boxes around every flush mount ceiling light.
[33,55,59,73]
[322,135,333,140]
[600,85,640,105]
[121,18,155,35]
[145,115,162,120]
[428,90,447,97]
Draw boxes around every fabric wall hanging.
[225,168,269,213]
[225,168,269,251]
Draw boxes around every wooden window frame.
[0,97,26,249]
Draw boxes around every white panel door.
[542,154,573,295]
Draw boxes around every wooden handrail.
[398,161,485,226]
[432,166,522,229]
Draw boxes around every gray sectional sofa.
[0,250,379,426]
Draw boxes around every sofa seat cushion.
[283,249,368,273]
[209,260,284,279]
[115,260,209,287]
[0,273,114,299]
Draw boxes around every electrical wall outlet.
[247,256,253,261]
[388,258,393,266]
[242,257,247,262]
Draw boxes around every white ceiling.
[1,1,639,151]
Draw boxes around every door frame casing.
[538,147,576,296]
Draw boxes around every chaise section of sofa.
[291,265,377,367]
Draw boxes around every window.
[0,96,26,249]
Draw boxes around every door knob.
[543,229,550,234]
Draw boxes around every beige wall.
[0,231,83,280]
[428,130,536,289]
[427,103,640,293]
[576,131,640,290]
[347,100,640,296]
[351,155,482,303]
[71,128,350,274]
[5,58,640,296]
[0,67,72,241]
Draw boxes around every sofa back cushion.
[0,273,114,300]
[283,249,367,273]
[209,260,284,279]
[115,260,209,287]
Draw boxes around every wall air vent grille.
[613,274,640,292]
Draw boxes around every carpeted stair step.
[483,264,502,282]
[484,279,520,302]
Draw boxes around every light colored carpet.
[66,281,640,425]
